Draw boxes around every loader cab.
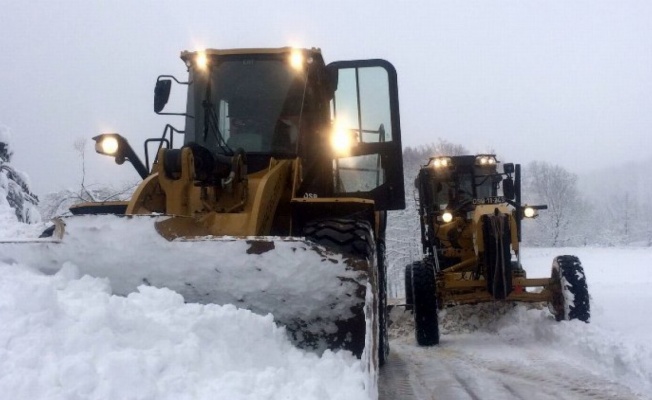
[179,49,329,173]
[176,48,404,210]
[151,47,404,211]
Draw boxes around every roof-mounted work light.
[429,156,453,169]
[475,155,497,166]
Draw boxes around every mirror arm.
[154,75,193,117]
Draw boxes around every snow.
[0,262,370,400]
[524,247,652,347]
[1,215,371,357]
[2,205,652,398]
[0,125,11,151]
[387,247,652,398]
[1,129,40,224]
[0,214,372,400]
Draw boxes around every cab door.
[327,59,405,211]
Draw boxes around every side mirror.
[503,163,515,174]
[154,79,172,113]
[503,177,515,200]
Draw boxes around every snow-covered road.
[381,312,643,399]
[380,247,652,400]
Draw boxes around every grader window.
[475,176,497,198]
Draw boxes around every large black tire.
[412,261,440,346]
[404,261,417,312]
[303,219,375,258]
[549,255,590,322]
[482,214,513,299]
[303,219,388,364]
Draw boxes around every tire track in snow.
[378,349,418,399]
[451,349,642,400]
[380,339,643,400]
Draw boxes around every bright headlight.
[523,207,536,218]
[331,128,354,155]
[290,50,304,71]
[96,136,119,156]
[441,212,453,223]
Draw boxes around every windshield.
[433,170,498,210]
[186,57,305,155]
[474,173,496,198]
[434,173,473,210]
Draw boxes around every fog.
[1,0,651,194]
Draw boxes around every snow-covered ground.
[521,247,651,396]
[381,248,652,399]
[2,208,652,398]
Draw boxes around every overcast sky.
[1,0,651,194]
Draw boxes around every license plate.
[473,196,505,205]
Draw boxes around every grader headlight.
[523,206,537,218]
[441,211,454,223]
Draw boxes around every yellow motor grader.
[405,155,590,345]
[4,47,406,368]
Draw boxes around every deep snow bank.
[0,261,371,400]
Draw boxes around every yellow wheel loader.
[405,155,590,345]
[4,48,405,368]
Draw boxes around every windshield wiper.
[202,82,233,155]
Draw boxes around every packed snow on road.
[381,247,652,400]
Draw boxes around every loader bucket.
[0,215,375,360]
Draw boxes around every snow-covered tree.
[0,126,41,224]
[579,160,652,246]
[521,161,588,246]
[403,139,469,174]
[36,138,138,221]
[38,183,137,221]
